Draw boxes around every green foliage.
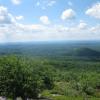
[0,49,100,99]
[0,56,54,99]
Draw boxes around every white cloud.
[61,9,75,20]
[47,0,56,7]
[0,5,100,43]
[15,16,24,20]
[0,32,6,42]
[11,0,21,5]
[36,0,56,10]
[86,2,100,19]
[0,6,16,24]
[40,16,50,25]
[0,22,100,42]
[90,24,100,33]
[78,22,87,29]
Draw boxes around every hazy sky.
[0,0,100,42]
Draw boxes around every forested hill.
[0,41,100,99]
[67,48,100,57]
[0,41,100,58]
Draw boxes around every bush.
[0,56,54,99]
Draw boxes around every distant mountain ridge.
[0,43,100,58]
[69,48,100,57]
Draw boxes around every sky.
[0,0,100,43]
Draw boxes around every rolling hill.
[69,47,100,57]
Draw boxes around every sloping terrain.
[68,48,100,57]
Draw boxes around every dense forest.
[0,41,100,100]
